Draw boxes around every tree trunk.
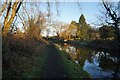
[0,2,7,16]
[3,0,22,36]
[114,23,120,44]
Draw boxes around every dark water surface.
[56,43,120,78]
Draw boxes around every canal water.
[56,43,120,78]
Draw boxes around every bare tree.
[2,0,23,36]
[101,0,120,43]
[52,21,67,38]
[16,2,59,37]
[0,2,7,16]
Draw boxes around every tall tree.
[70,21,80,39]
[2,0,23,36]
[79,14,89,40]
[101,0,120,43]
[52,21,67,38]
[26,14,46,39]
[0,2,7,16]
[99,25,115,40]
[87,27,99,40]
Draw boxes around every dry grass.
[2,33,47,78]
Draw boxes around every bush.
[2,33,46,78]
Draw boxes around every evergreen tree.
[99,25,115,40]
[79,14,89,40]
[70,21,79,39]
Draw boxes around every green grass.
[55,46,91,78]
[3,36,91,78]
[21,46,49,78]
[21,43,91,78]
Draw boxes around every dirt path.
[41,43,66,78]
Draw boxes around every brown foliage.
[2,33,47,78]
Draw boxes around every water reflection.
[57,43,120,78]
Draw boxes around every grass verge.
[55,45,91,78]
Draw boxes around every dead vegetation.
[2,33,48,78]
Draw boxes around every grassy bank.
[55,45,91,78]
[21,45,48,78]
[3,34,49,78]
[3,34,90,78]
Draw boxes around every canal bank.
[56,42,120,78]
[21,42,91,78]
[62,40,120,53]
[3,36,91,78]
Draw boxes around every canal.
[55,43,120,78]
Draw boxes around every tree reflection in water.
[57,43,120,78]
